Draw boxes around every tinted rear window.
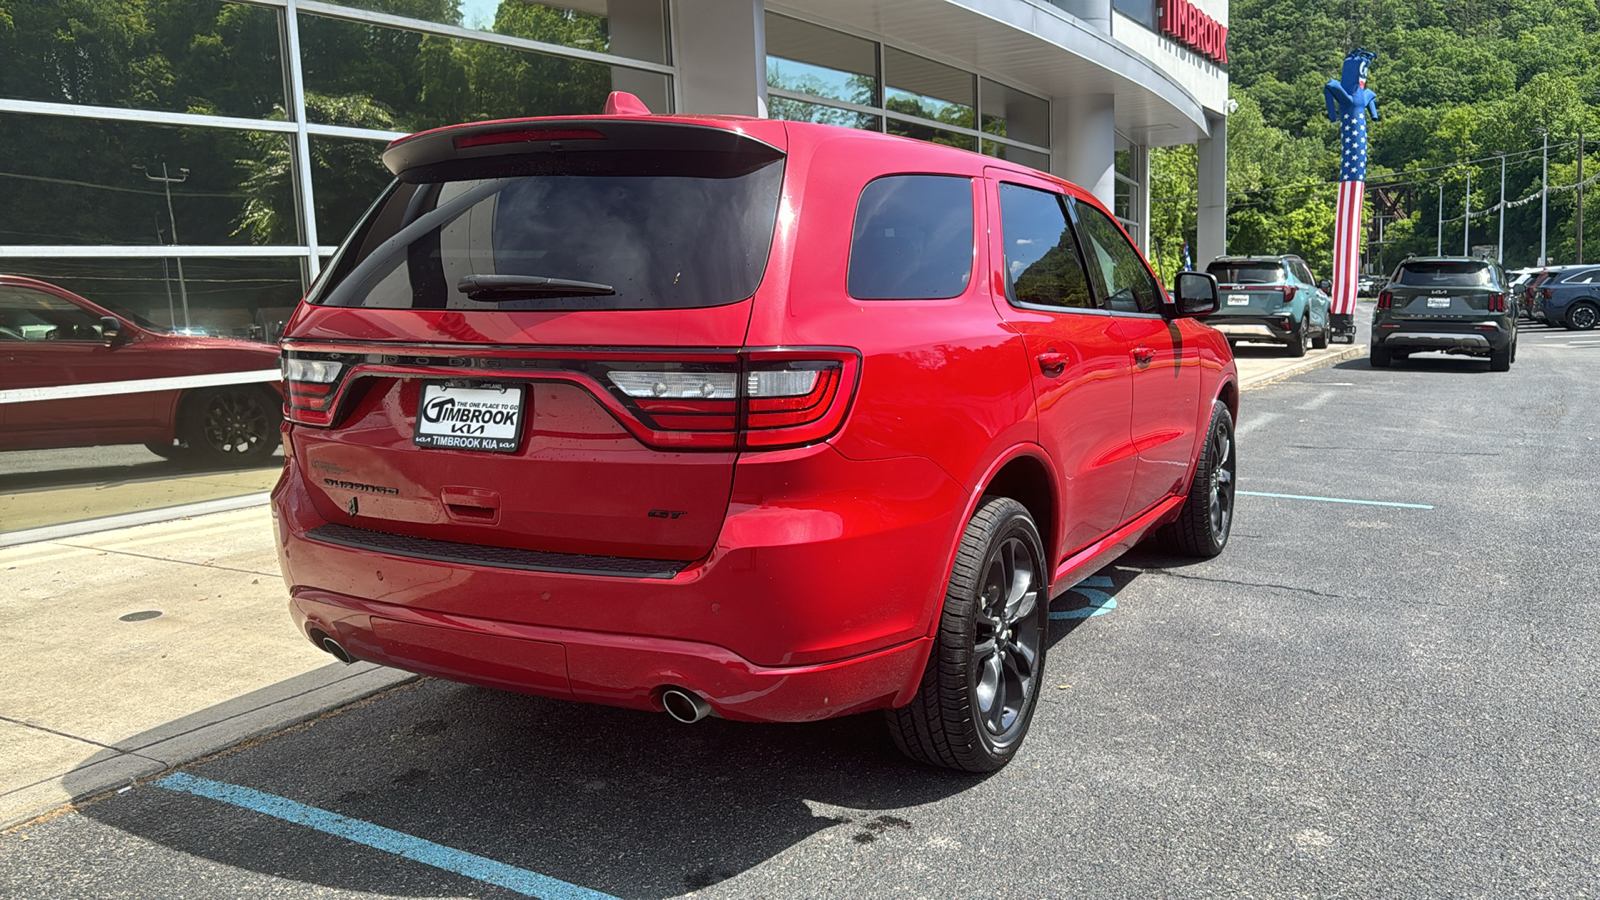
[848,175,974,300]
[1206,263,1284,284]
[311,156,785,311]
[1394,262,1494,287]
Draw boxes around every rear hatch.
[1382,261,1506,320]
[280,117,788,561]
[1206,261,1295,317]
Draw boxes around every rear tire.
[1489,343,1512,372]
[887,496,1048,773]
[1157,402,1236,558]
[1566,302,1598,331]
[1370,343,1392,368]
[179,386,281,466]
[1312,317,1330,349]
[1286,317,1308,357]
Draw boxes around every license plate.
[1427,296,1452,308]
[1227,294,1251,306]
[415,383,525,453]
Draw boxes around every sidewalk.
[0,334,1362,830]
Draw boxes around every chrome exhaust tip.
[320,636,356,665]
[661,687,712,723]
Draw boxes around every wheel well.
[982,456,1054,562]
[1218,379,1239,423]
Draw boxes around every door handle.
[1035,351,1066,377]
[1132,346,1155,367]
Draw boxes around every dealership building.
[0,0,1230,336]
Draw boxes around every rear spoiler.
[383,117,786,183]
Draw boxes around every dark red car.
[274,97,1239,771]
[0,275,282,464]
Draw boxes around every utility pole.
[1464,169,1472,256]
[1437,181,1444,256]
[135,162,191,330]
[1540,129,1550,266]
[1498,152,1506,264]
[1578,126,1585,265]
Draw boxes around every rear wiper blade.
[456,274,616,300]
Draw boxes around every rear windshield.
[1206,263,1285,285]
[311,155,785,311]
[1393,262,1494,287]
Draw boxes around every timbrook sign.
[1160,0,1228,65]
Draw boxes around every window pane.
[0,1,286,119]
[982,141,1049,172]
[1,256,306,340]
[979,79,1048,148]
[768,96,881,132]
[884,48,975,130]
[1074,200,1164,314]
[0,113,297,247]
[299,13,633,133]
[887,120,976,152]
[1112,0,1158,29]
[848,176,973,300]
[0,287,107,342]
[997,184,1093,309]
[310,135,395,247]
[765,13,877,106]
[320,0,669,64]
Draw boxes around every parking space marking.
[1051,575,1118,619]
[1298,390,1336,410]
[154,773,618,900]
[1236,413,1279,435]
[1238,490,1433,509]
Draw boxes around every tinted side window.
[0,287,104,342]
[1074,200,1164,314]
[997,183,1093,310]
[848,175,974,300]
[1294,261,1317,285]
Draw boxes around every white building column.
[671,0,768,117]
[1196,111,1228,268]
[1052,93,1115,210]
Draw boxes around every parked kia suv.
[272,94,1239,771]
[1371,257,1516,370]
[1204,255,1331,356]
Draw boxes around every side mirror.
[99,315,126,346]
[1318,279,1332,292]
[1171,271,1220,317]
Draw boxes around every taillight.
[1488,292,1507,313]
[453,127,605,149]
[1377,290,1393,309]
[282,355,347,427]
[1541,287,1554,300]
[1280,285,1298,303]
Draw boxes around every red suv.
[274,96,1238,771]
[0,275,282,464]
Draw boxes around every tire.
[1370,342,1392,368]
[1157,402,1236,558]
[1489,343,1512,372]
[1566,302,1598,331]
[887,496,1048,773]
[179,386,281,466]
[1312,316,1330,350]
[1286,316,1308,357]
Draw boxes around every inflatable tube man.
[1325,49,1378,341]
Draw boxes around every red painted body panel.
[0,275,281,451]
[275,114,1238,722]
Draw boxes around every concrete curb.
[0,492,272,548]
[1240,342,1366,390]
[2,663,417,831]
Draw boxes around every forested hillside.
[1150,0,1600,275]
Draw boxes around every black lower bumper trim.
[306,524,690,579]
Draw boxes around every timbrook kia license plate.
[414,383,525,453]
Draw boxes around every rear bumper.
[1376,321,1510,353]
[272,441,965,722]
[1209,315,1295,342]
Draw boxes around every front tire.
[1158,403,1236,558]
[887,497,1048,773]
[180,386,280,466]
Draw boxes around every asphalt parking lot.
[3,324,1597,898]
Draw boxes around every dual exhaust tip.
[660,687,712,724]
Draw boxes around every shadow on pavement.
[0,453,282,494]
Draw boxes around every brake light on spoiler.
[281,348,860,452]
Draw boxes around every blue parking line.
[1051,575,1118,620]
[155,773,617,900]
[1238,490,1433,510]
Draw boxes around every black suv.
[1372,257,1516,371]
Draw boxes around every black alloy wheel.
[1160,402,1236,558]
[183,387,280,465]
[888,496,1048,772]
[1567,302,1598,331]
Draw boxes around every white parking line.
[1236,412,1280,435]
[1298,390,1336,410]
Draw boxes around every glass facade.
[764,12,1051,169]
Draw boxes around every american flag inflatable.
[1324,50,1379,330]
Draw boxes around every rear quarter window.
[847,175,974,300]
